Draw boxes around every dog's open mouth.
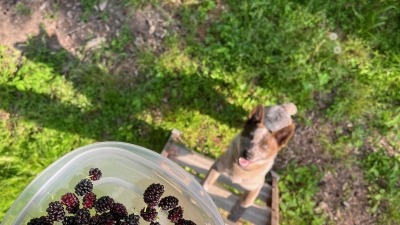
[239,157,250,167]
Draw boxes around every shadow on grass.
[2,27,247,152]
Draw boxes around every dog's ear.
[248,105,265,125]
[272,124,295,149]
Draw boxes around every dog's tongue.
[239,157,250,167]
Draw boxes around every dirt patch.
[0,109,10,120]
[0,1,45,48]
[1,0,181,88]
[0,0,179,55]
[315,165,376,225]
[0,0,128,52]
[0,1,377,224]
[275,113,377,225]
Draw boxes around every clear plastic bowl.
[1,142,224,225]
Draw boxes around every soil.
[276,119,377,225]
[0,1,378,224]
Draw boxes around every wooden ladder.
[161,129,280,225]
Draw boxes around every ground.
[277,120,376,225]
[0,1,377,224]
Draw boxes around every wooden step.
[160,129,280,225]
[163,138,273,204]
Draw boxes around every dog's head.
[238,104,295,168]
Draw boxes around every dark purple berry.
[27,216,52,225]
[143,183,164,207]
[74,178,93,196]
[150,222,160,225]
[175,218,197,225]
[27,217,42,225]
[140,206,158,222]
[158,196,179,210]
[89,214,101,225]
[46,201,65,222]
[27,218,41,225]
[89,168,102,181]
[75,208,91,224]
[83,192,96,209]
[124,213,140,225]
[66,205,79,214]
[168,206,183,223]
[62,216,77,225]
[94,196,115,213]
[99,212,115,224]
[110,202,128,220]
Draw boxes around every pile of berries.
[140,183,195,224]
[27,168,197,225]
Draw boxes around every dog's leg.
[202,163,221,191]
[227,200,246,222]
[240,186,262,207]
[227,186,262,222]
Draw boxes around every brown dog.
[202,103,297,222]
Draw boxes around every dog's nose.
[242,150,253,160]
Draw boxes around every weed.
[279,164,326,225]
[0,46,20,79]
[377,196,400,225]
[43,1,60,20]
[363,150,400,213]
[123,0,158,8]
[80,0,100,22]
[318,123,367,162]
[15,2,32,16]
[108,26,135,54]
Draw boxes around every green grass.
[279,164,325,225]
[15,2,32,16]
[1,0,400,223]
[80,0,100,21]
[363,151,400,215]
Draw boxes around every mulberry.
[140,206,158,222]
[46,201,65,222]
[27,216,52,225]
[66,205,79,214]
[75,208,91,224]
[74,178,93,196]
[89,168,102,181]
[143,183,164,207]
[124,213,140,225]
[168,206,183,223]
[175,218,197,225]
[83,192,96,209]
[61,193,80,213]
[158,196,179,210]
[94,196,114,213]
[62,216,77,225]
[89,214,101,225]
[110,202,128,220]
[99,212,115,224]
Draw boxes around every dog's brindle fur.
[202,105,295,221]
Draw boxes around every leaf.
[318,72,330,87]
[374,193,383,201]
[285,174,294,183]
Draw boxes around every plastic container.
[2,142,224,225]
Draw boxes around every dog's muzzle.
[241,150,253,160]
